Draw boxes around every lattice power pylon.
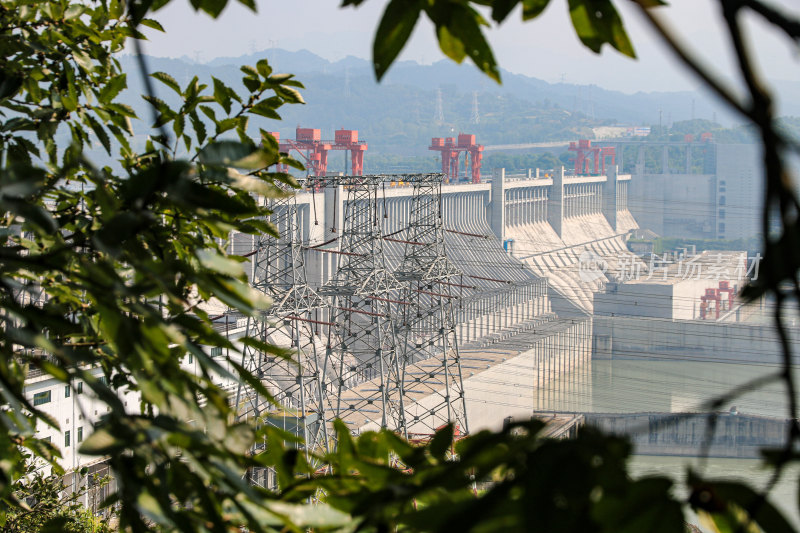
[394,173,469,437]
[234,192,330,456]
[318,175,408,436]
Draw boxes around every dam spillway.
[223,167,637,440]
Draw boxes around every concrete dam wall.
[593,315,800,365]
[222,169,635,432]
[585,412,792,458]
[261,167,639,318]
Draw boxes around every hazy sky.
[142,1,800,94]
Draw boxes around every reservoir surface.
[533,357,800,529]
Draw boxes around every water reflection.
[537,358,797,417]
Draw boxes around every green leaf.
[212,77,232,114]
[242,76,261,93]
[86,113,112,154]
[192,0,229,18]
[78,428,126,455]
[567,0,636,57]
[430,4,501,83]
[198,140,271,169]
[99,73,127,104]
[197,249,244,276]
[437,24,466,63]
[491,0,520,23]
[0,74,23,99]
[189,111,207,144]
[73,50,94,72]
[249,100,281,119]
[39,360,69,383]
[522,0,552,20]
[429,422,454,460]
[40,517,71,533]
[593,477,684,533]
[691,478,795,533]
[139,18,165,31]
[151,71,182,95]
[256,59,272,78]
[275,86,305,104]
[64,4,85,19]
[173,112,185,138]
[373,0,423,81]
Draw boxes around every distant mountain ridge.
[115,49,797,157]
[191,48,758,126]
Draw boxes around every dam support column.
[603,165,618,233]
[491,168,506,242]
[547,166,564,239]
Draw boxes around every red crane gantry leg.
[429,133,483,183]
[268,127,368,179]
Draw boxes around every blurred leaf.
[429,422,454,460]
[567,0,635,57]
[689,473,795,533]
[429,3,501,83]
[373,0,423,81]
[491,0,519,22]
[593,477,684,533]
[522,0,553,20]
[192,0,230,18]
[79,428,126,455]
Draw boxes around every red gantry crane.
[429,133,483,183]
[268,127,367,176]
[569,139,616,175]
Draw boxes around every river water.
[535,357,800,529]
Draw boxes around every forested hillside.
[110,50,798,174]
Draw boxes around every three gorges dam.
[211,163,637,451]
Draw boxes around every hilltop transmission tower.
[434,88,444,125]
[235,192,330,460]
[344,66,351,98]
[319,176,407,436]
[395,174,469,437]
[470,91,479,125]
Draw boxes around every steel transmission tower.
[235,192,330,455]
[470,91,479,125]
[319,175,408,436]
[434,88,444,125]
[394,173,469,437]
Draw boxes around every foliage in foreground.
[254,419,796,533]
[3,463,111,533]
[1,0,799,532]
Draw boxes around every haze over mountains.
[119,48,800,157]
